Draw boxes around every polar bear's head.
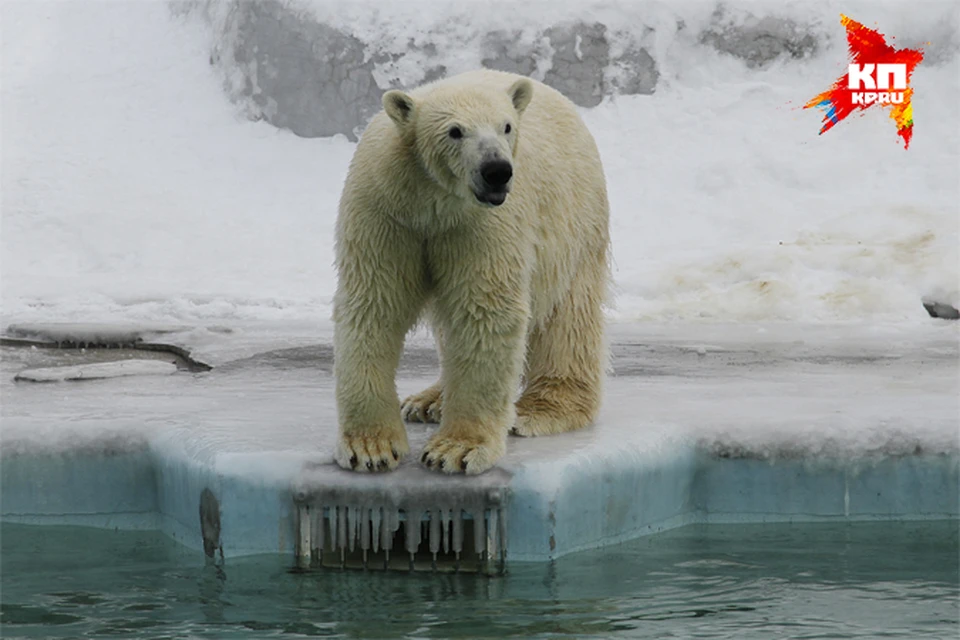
[381,77,533,207]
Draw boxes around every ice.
[1,0,957,334]
[4,323,190,346]
[14,360,178,382]
[2,322,955,459]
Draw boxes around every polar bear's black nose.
[480,160,513,188]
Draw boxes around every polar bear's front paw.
[401,384,443,423]
[419,425,506,475]
[335,426,409,473]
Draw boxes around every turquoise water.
[1,521,957,638]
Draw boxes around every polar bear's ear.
[383,90,416,129]
[508,77,533,116]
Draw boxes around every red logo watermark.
[804,15,924,149]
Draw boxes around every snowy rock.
[480,30,542,79]
[923,300,960,320]
[542,22,611,108]
[215,0,382,140]
[606,45,658,97]
[483,22,659,106]
[700,13,819,67]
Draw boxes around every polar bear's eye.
[504,123,512,134]
[448,126,463,140]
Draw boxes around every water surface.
[2,521,957,638]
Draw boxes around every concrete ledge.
[2,324,957,568]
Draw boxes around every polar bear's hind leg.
[512,251,607,437]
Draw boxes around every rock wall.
[189,0,665,139]
[227,1,381,139]
[175,0,950,141]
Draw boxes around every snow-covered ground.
[2,0,958,337]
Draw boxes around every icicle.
[360,507,371,552]
[487,508,500,562]
[296,505,311,570]
[382,521,391,555]
[349,506,360,552]
[311,505,324,564]
[371,507,382,554]
[452,509,464,554]
[355,507,363,551]
[441,507,450,555]
[404,508,421,556]
[337,506,347,551]
[429,509,441,556]
[327,505,338,553]
[497,507,507,565]
[384,509,399,569]
[473,509,486,555]
[381,509,395,552]
[345,506,353,553]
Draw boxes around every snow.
[3,324,955,461]
[1,0,958,336]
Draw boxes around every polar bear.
[333,69,610,475]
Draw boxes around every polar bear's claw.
[420,426,505,475]
[335,428,409,473]
[401,385,443,424]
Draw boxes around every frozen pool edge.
[4,321,956,564]
[3,433,957,565]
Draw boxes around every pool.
[2,521,957,638]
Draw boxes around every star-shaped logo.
[805,15,925,149]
